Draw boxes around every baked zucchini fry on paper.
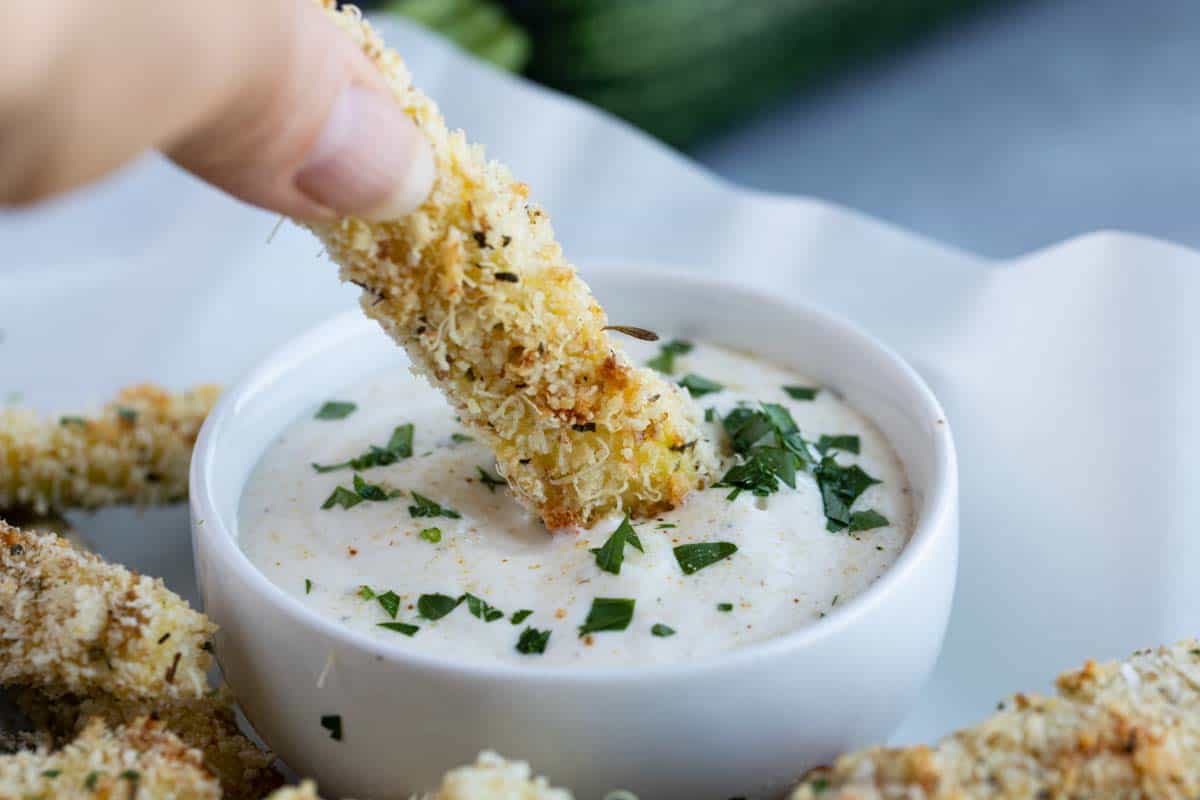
[0,383,220,514]
[0,716,220,799]
[310,2,715,530]
[0,521,215,702]
[791,639,1200,799]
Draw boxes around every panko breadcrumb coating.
[0,716,220,799]
[423,751,574,800]
[309,2,714,529]
[263,780,321,800]
[15,687,280,800]
[0,383,220,514]
[0,522,215,702]
[790,639,1200,799]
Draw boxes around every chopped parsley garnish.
[809,777,830,792]
[578,597,635,636]
[321,473,400,510]
[510,609,533,625]
[476,466,506,492]
[59,416,87,427]
[783,385,819,401]
[408,492,461,519]
[116,407,138,423]
[320,485,362,510]
[656,522,676,529]
[673,542,737,574]
[462,593,504,622]
[715,403,816,499]
[417,593,460,620]
[419,526,442,544]
[315,401,357,420]
[357,585,376,600]
[646,339,693,374]
[717,602,734,612]
[304,578,313,595]
[320,714,343,741]
[42,769,61,779]
[704,407,718,423]
[378,621,419,636]
[814,456,880,531]
[816,434,860,455]
[678,373,723,397]
[119,770,140,782]
[651,623,676,637]
[451,432,474,443]
[84,771,100,790]
[312,424,413,472]
[848,509,890,531]
[589,515,643,575]
[515,626,551,654]
[832,594,840,606]
[375,590,401,619]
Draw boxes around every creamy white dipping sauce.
[239,340,914,667]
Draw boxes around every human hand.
[0,0,433,220]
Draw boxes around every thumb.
[166,0,433,220]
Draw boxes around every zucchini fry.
[790,639,1200,799]
[0,383,220,514]
[310,3,715,529]
[15,687,280,800]
[424,751,573,800]
[265,781,321,800]
[0,521,215,702]
[0,716,220,799]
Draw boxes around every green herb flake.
[41,770,61,779]
[59,416,87,427]
[119,770,140,782]
[417,593,461,620]
[783,385,819,401]
[814,457,881,531]
[419,527,442,544]
[510,609,533,625]
[352,473,390,501]
[304,578,313,595]
[656,522,676,529]
[312,423,414,473]
[678,373,724,397]
[810,777,830,793]
[451,432,474,443]
[651,623,676,637]
[408,492,461,519]
[476,466,506,492]
[84,771,100,790]
[315,401,357,420]
[116,407,138,423]
[515,626,551,654]
[717,602,734,612]
[378,621,419,636]
[816,434,861,455]
[357,585,376,600]
[578,597,636,636]
[462,593,504,622]
[673,542,738,574]
[589,515,643,575]
[320,485,362,510]
[704,407,718,423]
[375,590,401,619]
[646,339,693,374]
[848,509,890,532]
[320,714,343,741]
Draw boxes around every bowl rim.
[191,264,958,684]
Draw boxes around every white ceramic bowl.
[191,266,958,800]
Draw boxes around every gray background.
[693,0,1200,259]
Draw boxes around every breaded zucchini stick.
[790,639,1200,799]
[0,716,220,799]
[310,3,714,529]
[0,383,220,514]
[420,751,573,800]
[264,781,321,800]
[15,687,280,800]
[0,522,215,702]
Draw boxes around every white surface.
[0,10,1196,783]
[191,274,956,799]
[238,337,916,668]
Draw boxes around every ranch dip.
[238,339,914,667]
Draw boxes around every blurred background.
[359,0,1199,258]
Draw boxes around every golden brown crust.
[0,384,220,514]
[308,3,714,529]
[0,716,220,799]
[789,640,1200,799]
[15,687,280,800]
[0,521,215,702]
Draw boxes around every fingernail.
[295,85,434,220]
